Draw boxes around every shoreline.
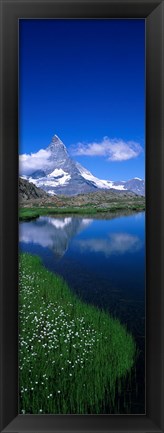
[19,204,145,221]
[19,252,136,414]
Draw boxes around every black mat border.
[0,1,164,432]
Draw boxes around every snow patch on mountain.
[29,171,71,188]
[47,190,57,196]
[110,184,127,191]
[48,168,68,177]
[76,163,127,191]
[76,162,111,189]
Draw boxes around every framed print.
[19,17,146,417]
[0,0,164,432]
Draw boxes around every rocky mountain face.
[19,177,49,202]
[111,178,145,196]
[21,134,145,196]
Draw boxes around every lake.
[19,211,145,414]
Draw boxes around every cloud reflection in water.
[77,233,143,256]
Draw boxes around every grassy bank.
[19,203,145,221]
[19,253,136,414]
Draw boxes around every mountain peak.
[47,134,67,151]
[52,134,63,144]
[52,134,65,145]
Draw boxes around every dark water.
[19,212,145,414]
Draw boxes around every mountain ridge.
[19,176,145,219]
[21,134,145,196]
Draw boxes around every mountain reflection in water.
[20,216,142,258]
[19,216,93,258]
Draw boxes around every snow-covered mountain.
[76,164,145,195]
[21,134,145,196]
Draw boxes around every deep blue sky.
[19,19,145,180]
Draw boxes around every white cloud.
[19,148,52,175]
[70,137,143,162]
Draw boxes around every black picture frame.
[0,0,164,432]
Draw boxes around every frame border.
[0,1,164,432]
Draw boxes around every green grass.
[19,208,40,221]
[19,253,136,414]
[19,207,97,221]
[19,203,145,221]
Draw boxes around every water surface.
[19,212,145,413]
